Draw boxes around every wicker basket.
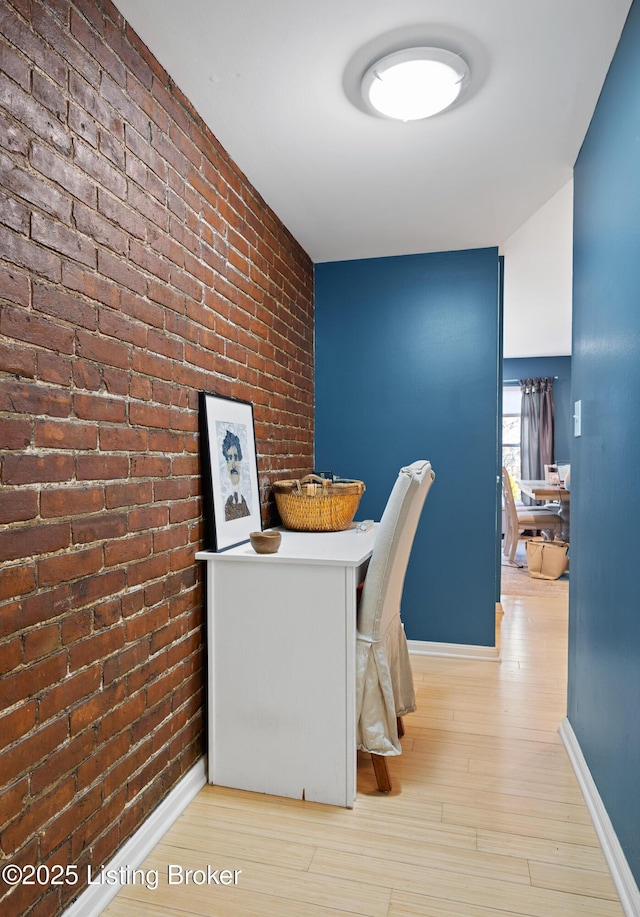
[273,474,365,532]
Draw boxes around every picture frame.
[198,391,261,551]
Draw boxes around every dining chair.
[356,460,435,792]
[501,467,562,564]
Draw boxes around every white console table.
[196,524,376,807]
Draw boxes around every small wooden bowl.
[249,530,281,554]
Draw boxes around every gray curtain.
[520,378,555,505]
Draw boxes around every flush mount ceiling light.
[361,47,470,121]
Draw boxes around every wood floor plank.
[409,716,565,744]
[477,829,611,872]
[394,759,585,806]
[529,859,620,900]
[121,844,392,917]
[389,888,538,917]
[150,816,316,869]
[443,802,600,846]
[107,881,370,917]
[415,691,567,716]
[308,847,622,917]
[410,731,569,762]
[169,805,529,885]
[184,797,476,856]
[468,756,579,786]
[367,773,591,824]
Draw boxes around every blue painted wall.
[315,248,500,647]
[503,356,572,464]
[570,0,640,883]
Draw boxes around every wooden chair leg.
[397,716,404,738]
[371,754,392,793]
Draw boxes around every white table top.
[196,522,378,567]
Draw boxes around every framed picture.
[198,391,261,551]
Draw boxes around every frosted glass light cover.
[362,47,470,121]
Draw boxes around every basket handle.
[300,474,329,486]
[293,474,329,495]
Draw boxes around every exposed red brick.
[67,624,125,673]
[102,640,148,685]
[69,680,126,735]
[76,454,129,480]
[97,304,147,347]
[0,339,35,379]
[34,419,98,451]
[102,365,129,396]
[69,793,124,877]
[73,200,128,254]
[0,635,22,676]
[128,504,169,531]
[40,784,103,857]
[0,0,313,912]
[40,485,104,518]
[0,521,70,562]
[104,532,152,566]
[127,552,169,588]
[0,381,72,419]
[105,480,152,509]
[77,731,130,790]
[71,510,127,545]
[129,400,169,429]
[62,260,120,307]
[0,564,36,600]
[69,567,127,608]
[38,664,102,723]
[96,692,145,744]
[37,544,103,587]
[0,488,38,524]
[31,212,97,269]
[0,588,68,643]
[97,425,147,452]
[1,303,75,355]
[0,777,30,829]
[1,151,71,225]
[74,333,130,374]
[23,622,61,663]
[130,454,170,477]
[59,609,91,648]
[73,135,127,199]
[30,730,96,795]
[36,350,73,386]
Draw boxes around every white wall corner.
[559,718,640,917]
[62,757,207,917]
[501,179,573,359]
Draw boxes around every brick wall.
[0,0,314,913]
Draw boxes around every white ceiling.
[112,0,631,264]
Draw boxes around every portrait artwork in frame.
[199,391,261,551]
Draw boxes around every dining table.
[518,479,570,540]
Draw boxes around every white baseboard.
[63,756,207,917]
[407,639,500,661]
[559,718,640,917]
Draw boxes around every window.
[502,385,521,483]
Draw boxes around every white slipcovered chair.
[356,460,435,792]
[501,467,562,565]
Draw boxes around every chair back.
[358,461,435,643]
[501,467,519,538]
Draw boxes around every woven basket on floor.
[273,474,365,532]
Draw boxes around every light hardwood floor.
[102,590,624,917]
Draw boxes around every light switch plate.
[574,400,582,437]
